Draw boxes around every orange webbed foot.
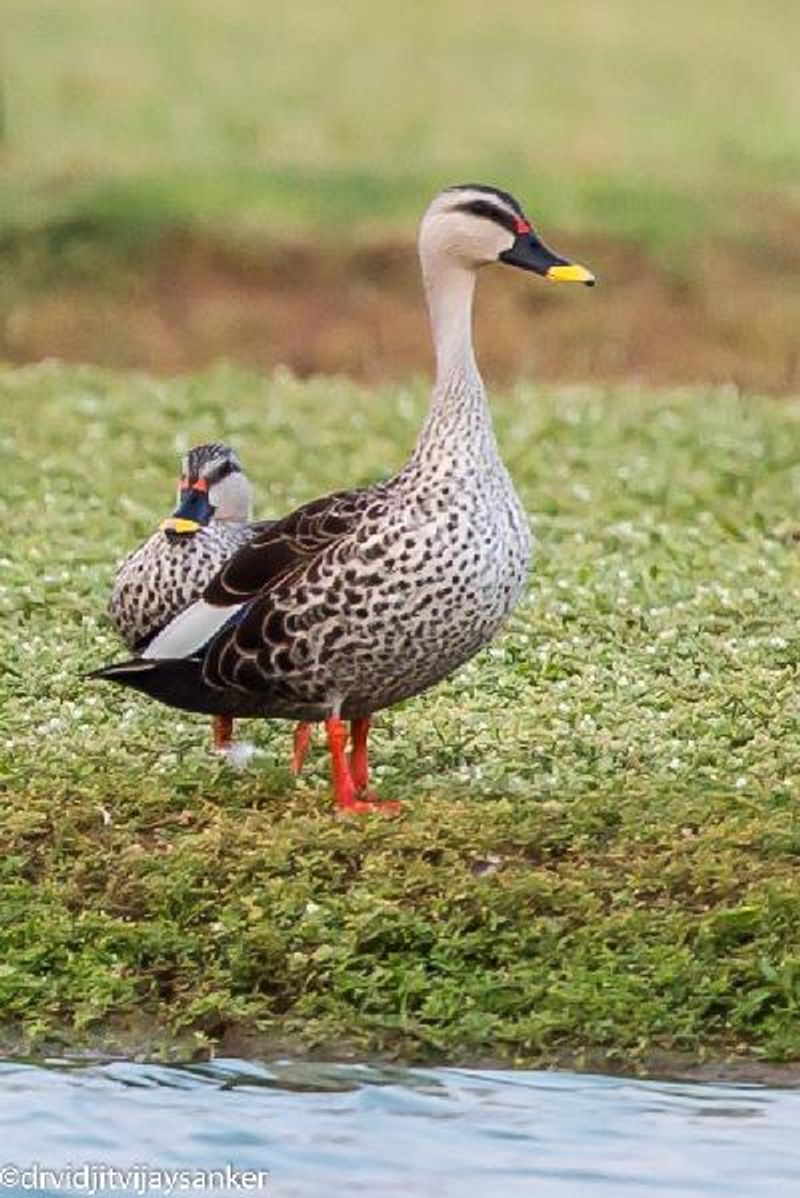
[335,794,403,818]
[325,717,401,817]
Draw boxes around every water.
[1,1058,799,1197]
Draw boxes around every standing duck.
[109,441,314,768]
[92,184,594,812]
[108,442,257,754]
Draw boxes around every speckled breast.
[109,523,253,651]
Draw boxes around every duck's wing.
[204,488,379,607]
[141,484,388,667]
[198,483,392,699]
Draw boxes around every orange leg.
[212,714,234,752]
[324,717,401,816]
[291,722,313,775]
[349,716,371,793]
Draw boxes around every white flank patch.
[143,599,245,660]
[219,741,258,770]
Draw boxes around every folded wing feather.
[144,486,386,663]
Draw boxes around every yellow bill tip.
[546,263,595,285]
[160,517,202,535]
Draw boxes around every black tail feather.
[87,657,229,717]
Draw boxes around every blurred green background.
[2,0,800,386]
[5,0,800,236]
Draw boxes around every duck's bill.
[499,233,595,286]
[160,482,215,538]
[160,517,202,536]
[546,262,595,284]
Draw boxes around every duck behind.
[110,443,256,656]
[108,442,257,755]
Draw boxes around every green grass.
[3,0,800,249]
[2,363,800,1064]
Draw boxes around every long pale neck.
[408,259,501,475]
[426,259,478,382]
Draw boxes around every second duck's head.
[160,442,253,542]
[419,183,595,285]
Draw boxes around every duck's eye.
[454,199,520,235]
[208,460,237,485]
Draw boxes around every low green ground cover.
[2,365,800,1065]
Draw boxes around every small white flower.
[220,741,258,770]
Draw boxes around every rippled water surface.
[1,1057,799,1196]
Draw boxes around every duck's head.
[160,442,253,541]
[419,183,594,285]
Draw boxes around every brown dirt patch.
[4,227,800,392]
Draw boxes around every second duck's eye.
[207,459,236,485]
